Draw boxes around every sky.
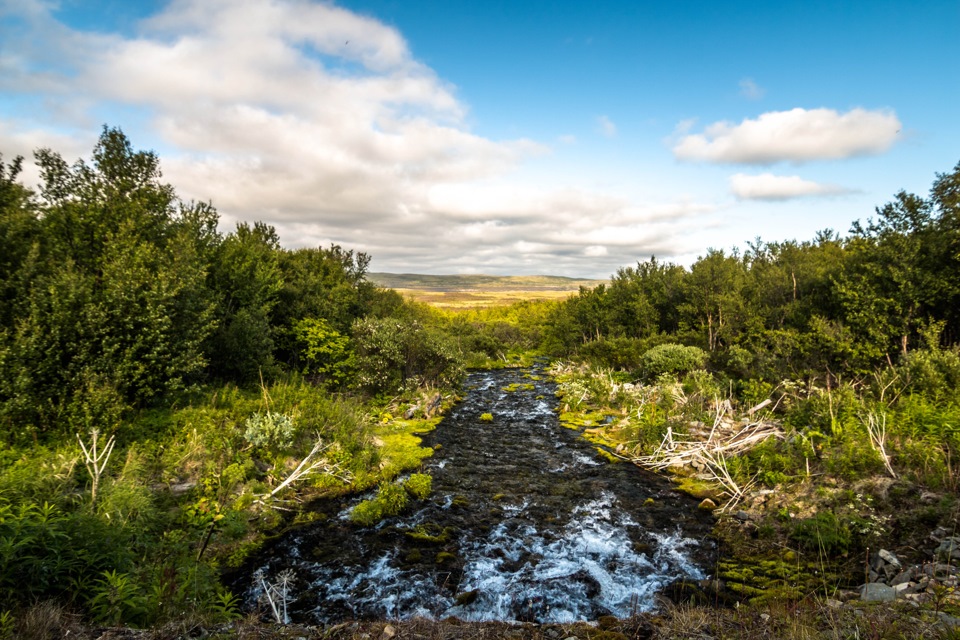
[1,0,958,278]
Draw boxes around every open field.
[368,273,607,309]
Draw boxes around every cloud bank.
[673,107,900,164]
[730,173,852,201]
[0,0,716,277]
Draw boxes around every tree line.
[0,127,463,446]
[541,164,960,388]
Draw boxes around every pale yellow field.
[394,288,581,309]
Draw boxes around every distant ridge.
[368,273,606,292]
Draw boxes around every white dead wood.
[254,437,350,510]
[77,429,116,506]
[863,411,897,479]
[627,406,781,512]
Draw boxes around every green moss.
[492,493,506,501]
[451,494,470,508]
[501,383,535,392]
[479,413,494,422]
[404,523,455,544]
[349,499,384,526]
[593,447,621,463]
[436,551,457,564]
[675,476,720,500]
[403,473,432,500]
[643,497,656,507]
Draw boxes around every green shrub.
[640,344,707,379]
[790,511,851,554]
[404,473,432,500]
[243,411,295,449]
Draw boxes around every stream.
[242,366,715,624]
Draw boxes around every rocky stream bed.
[240,366,716,624]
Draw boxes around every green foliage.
[89,570,147,626]
[403,473,432,500]
[352,317,464,393]
[242,411,295,449]
[790,511,851,554]
[292,317,355,387]
[640,343,707,379]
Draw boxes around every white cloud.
[738,77,764,100]
[597,115,617,138]
[673,107,901,164]
[730,173,852,200]
[0,0,720,277]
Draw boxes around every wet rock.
[860,582,897,602]
[455,590,480,606]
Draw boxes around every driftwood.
[623,401,783,511]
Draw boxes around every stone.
[379,626,396,640]
[825,598,844,609]
[878,548,901,568]
[404,405,420,419]
[892,582,911,595]
[938,612,960,629]
[698,498,717,511]
[735,510,750,521]
[860,582,897,602]
[891,569,914,585]
[935,537,960,561]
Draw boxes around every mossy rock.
[492,493,506,501]
[643,497,656,507]
[479,413,494,423]
[403,549,422,563]
[404,523,455,544]
[451,494,470,508]
[436,551,458,565]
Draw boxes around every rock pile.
[858,530,960,610]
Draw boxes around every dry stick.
[77,429,116,507]
[864,411,897,479]
[254,437,349,509]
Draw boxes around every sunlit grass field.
[369,273,606,309]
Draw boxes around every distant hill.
[368,273,606,292]
[366,273,608,309]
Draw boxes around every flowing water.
[242,366,715,624]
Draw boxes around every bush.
[640,344,707,379]
[242,411,295,449]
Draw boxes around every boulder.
[860,582,897,602]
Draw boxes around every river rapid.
[243,366,715,624]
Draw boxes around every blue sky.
[1,0,957,277]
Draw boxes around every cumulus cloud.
[738,78,764,100]
[730,173,852,201]
[0,0,717,277]
[597,115,617,138]
[673,107,901,164]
